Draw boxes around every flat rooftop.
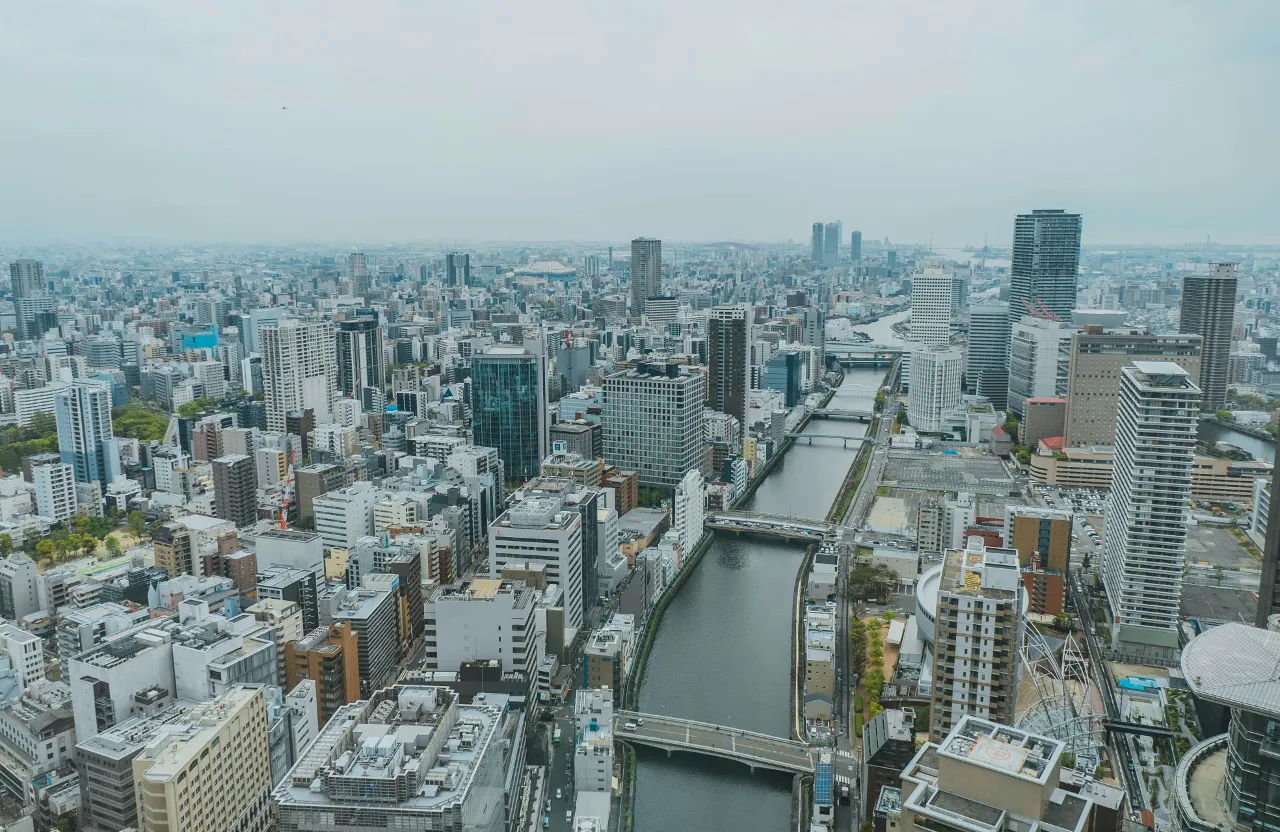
[938,715,1062,784]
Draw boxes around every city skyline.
[2,4,1278,245]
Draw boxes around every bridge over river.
[705,511,839,542]
[616,711,817,774]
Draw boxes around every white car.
[556,789,562,800]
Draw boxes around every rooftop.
[1182,622,1280,714]
[938,715,1062,784]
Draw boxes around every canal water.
[630,311,906,832]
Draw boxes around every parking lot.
[1181,583,1257,625]
[882,450,1016,495]
[1185,524,1261,570]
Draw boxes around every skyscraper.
[811,223,825,264]
[1006,317,1075,418]
[906,346,963,433]
[1103,362,1199,663]
[823,221,842,268]
[1008,209,1082,322]
[446,252,470,287]
[850,230,862,263]
[471,345,548,483]
[260,319,337,434]
[604,363,707,488]
[966,304,1010,410]
[335,315,385,407]
[708,305,752,431]
[629,237,662,314]
[55,379,119,485]
[347,251,367,280]
[909,260,953,348]
[1179,262,1237,410]
[213,454,257,528]
[9,259,44,298]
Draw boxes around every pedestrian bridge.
[706,511,837,542]
[614,711,816,774]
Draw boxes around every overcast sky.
[2,1,1277,246]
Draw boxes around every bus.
[553,727,562,745]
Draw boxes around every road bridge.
[707,511,837,542]
[808,408,874,421]
[785,433,873,447]
[614,711,816,774]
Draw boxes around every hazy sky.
[2,1,1277,246]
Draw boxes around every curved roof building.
[514,260,577,280]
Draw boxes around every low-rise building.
[582,614,634,695]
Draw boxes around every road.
[542,703,577,831]
[842,404,893,530]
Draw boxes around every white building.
[910,260,954,348]
[255,447,287,489]
[312,482,377,550]
[33,462,76,522]
[151,445,189,494]
[373,493,420,530]
[603,362,706,488]
[0,554,40,623]
[254,528,325,577]
[1103,361,1200,663]
[573,687,614,794]
[0,623,45,693]
[261,318,337,434]
[312,423,357,458]
[55,601,151,663]
[1007,316,1075,418]
[1252,478,1271,544]
[906,346,963,433]
[13,382,67,427]
[673,468,706,552]
[943,492,976,550]
[490,491,584,640]
[424,578,543,684]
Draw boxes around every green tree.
[78,534,97,557]
[127,510,148,540]
[895,410,907,426]
[1003,416,1019,439]
[104,536,121,557]
[1052,612,1072,632]
[1081,552,1091,570]
[1214,409,1234,423]
[0,534,11,557]
[882,610,897,621]
[34,539,53,560]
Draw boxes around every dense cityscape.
[0,222,1277,832]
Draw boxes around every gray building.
[603,362,706,488]
[212,454,257,528]
[966,304,1010,410]
[1008,209,1082,323]
[708,305,752,431]
[1179,262,1237,410]
[471,345,549,483]
[332,585,399,696]
[629,237,662,314]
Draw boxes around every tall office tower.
[132,686,273,832]
[801,307,825,370]
[850,230,862,263]
[347,251,367,280]
[489,490,584,637]
[603,362,706,487]
[471,345,548,482]
[910,260,953,348]
[446,251,470,287]
[629,237,662,314]
[34,461,77,522]
[260,319,337,434]
[1179,262,1237,410]
[1103,362,1199,663]
[906,346,963,433]
[1063,328,1202,446]
[335,314,385,405]
[9,259,44,298]
[1006,317,1075,418]
[708,305,752,431]
[212,454,257,528]
[1008,209,1082,323]
[927,538,1024,740]
[15,295,56,340]
[811,223,825,264]
[966,304,1010,409]
[823,221,842,268]
[55,379,119,485]
[950,275,969,313]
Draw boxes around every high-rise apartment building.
[823,221,842,268]
[811,223,825,264]
[1103,362,1199,663]
[1008,209,1082,322]
[55,379,118,486]
[293,462,347,525]
[629,237,662,314]
[132,685,273,832]
[261,319,337,433]
[850,230,862,263]
[1179,262,1237,410]
[603,362,706,488]
[446,252,470,287]
[471,345,548,482]
[928,538,1024,740]
[336,314,385,406]
[332,584,400,696]
[1006,318,1075,418]
[312,482,377,550]
[10,258,45,298]
[212,454,257,528]
[906,346,963,434]
[910,260,954,348]
[966,304,1010,410]
[0,554,40,622]
[708,305,752,431]
[347,251,367,281]
[33,461,77,522]
[1062,328,1202,446]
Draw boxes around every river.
[630,311,907,832]
[1199,420,1275,464]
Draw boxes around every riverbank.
[1205,415,1276,444]
[790,544,817,741]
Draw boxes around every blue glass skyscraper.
[471,345,548,483]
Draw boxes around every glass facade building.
[471,346,548,483]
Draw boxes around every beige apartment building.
[1030,444,1269,502]
[132,685,272,832]
[1062,328,1201,447]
